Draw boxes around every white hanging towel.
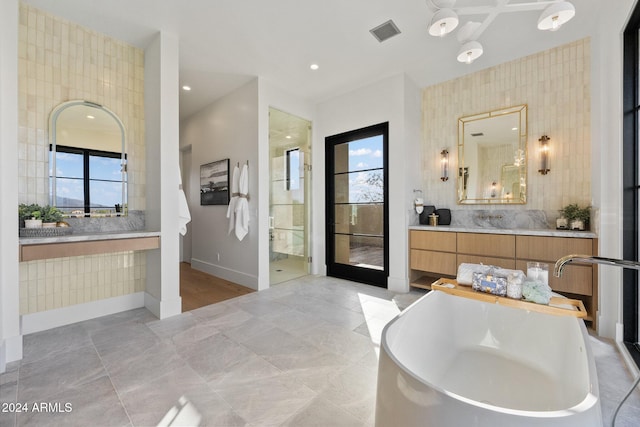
[178,166,191,236]
[226,164,240,234]
[235,163,249,241]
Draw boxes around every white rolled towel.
[457,263,490,285]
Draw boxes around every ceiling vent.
[370,20,401,43]
[471,132,484,137]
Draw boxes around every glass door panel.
[326,123,388,287]
[269,108,312,285]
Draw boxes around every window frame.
[50,144,127,216]
[623,3,640,366]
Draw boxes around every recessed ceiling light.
[182,85,191,91]
[310,64,319,71]
[86,115,95,119]
[512,127,518,131]
[286,135,292,139]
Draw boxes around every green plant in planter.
[40,205,63,223]
[560,203,590,229]
[18,203,42,221]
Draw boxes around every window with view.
[49,145,127,216]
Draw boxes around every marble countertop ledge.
[19,230,161,245]
[409,225,597,238]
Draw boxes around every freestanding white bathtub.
[376,290,602,426]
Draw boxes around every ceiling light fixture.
[86,115,95,119]
[457,41,483,64]
[182,85,191,91]
[428,8,459,37]
[537,1,575,31]
[427,0,576,64]
[310,64,319,70]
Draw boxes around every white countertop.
[409,225,597,238]
[19,230,161,245]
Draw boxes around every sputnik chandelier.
[426,0,576,64]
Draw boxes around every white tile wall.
[423,38,591,219]
[17,4,147,314]
[19,252,146,315]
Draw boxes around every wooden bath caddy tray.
[431,278,587,318]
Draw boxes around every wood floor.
[180,262,254,311]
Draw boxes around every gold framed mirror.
[457,105,527,204]
[49,100,127,217]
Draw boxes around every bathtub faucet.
[554,254,640,277]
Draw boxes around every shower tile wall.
[423,38,591,219]
[17,4,146,315]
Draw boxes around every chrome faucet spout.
[554,254,640,277]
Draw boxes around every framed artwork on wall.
[200,158,230,205]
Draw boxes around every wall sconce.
[538,135,550,175]
[440,149,449,181]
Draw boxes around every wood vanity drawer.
[516,236,593,262]
[457,233,515,258]
[410,230,456,252]
[515,260,592,295]
[410,249,457,276]
[457,254,516,270]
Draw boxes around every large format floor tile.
[1,275,639,426]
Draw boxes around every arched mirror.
[49,101,127,217]
[457,105,527,204]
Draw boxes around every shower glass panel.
[269,108,311,285]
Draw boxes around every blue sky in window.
[52,152,124,208]
[348,136,383,171]
[347,135,384,203]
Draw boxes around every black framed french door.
[325,122,389,287]
[623,4,640,367]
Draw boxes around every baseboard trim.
[0,334,23,371]
[617,339,640,378]
[191,258,258,290]
[387,275,409,293]
[21,292,145,335]
[144,292,182,319]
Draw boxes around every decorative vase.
[570,219,585,231]
[556,217,568,229]
[24,219,42,228]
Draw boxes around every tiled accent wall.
[423,38,591,221]
[17,4,147,314]
[19,252,146,315]
[18,3,145,208]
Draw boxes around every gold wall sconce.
[440,149,449,181]
[538,135,550,175]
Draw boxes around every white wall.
[0,0,20,372]
[144,31,182,319]
[316,74,422,292]
[591,0,636,339]
[180,79,260,289]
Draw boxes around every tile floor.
[1,275,640,426]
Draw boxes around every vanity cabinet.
[409,231,457,276]
[19,232,161,262]
[457,233,516,269]
[409,229,598,327]
[515,235,596,301]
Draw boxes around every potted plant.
[40,205,63,227]
[19,203,43,228]
[560,203,590,231]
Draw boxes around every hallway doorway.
[269,108,312,285]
